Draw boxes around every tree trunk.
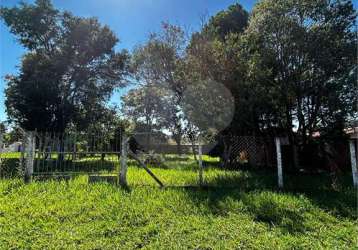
[57,136,65,169]
[191,140,197,161]
[174,133,182,156]
[221,138,232,168]
[286,107,299,172]
[176,141,182,156]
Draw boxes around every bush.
[0,158,21,178]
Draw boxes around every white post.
[24,131,35,183]
[119,134,128,186]
[275,137,283,188]
[198,143,203,186]
[349,140,357,187]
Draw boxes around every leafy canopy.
[1,0,130,132]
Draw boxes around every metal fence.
[1,129,356,188]
[119,132,204,187]
[32,130,122,176]
[0,129,25,178]
[0,131,274,183]
[0,130,123,179]
[215,135,276,168]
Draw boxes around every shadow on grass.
[169,170,356,234]
[33,159,118,173]
[27,159,357,234]
[163,155,190,161]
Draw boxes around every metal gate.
[32,130,122,176]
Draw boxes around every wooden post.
[119,134,128,187]
[275,137,283,189]
[349,140,357,187]
[24,131,35,183]
[198,143,203,186]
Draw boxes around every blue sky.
[0,0,257,122]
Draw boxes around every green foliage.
[203,3,249,40]
[244,0,357,140]
[124,22,189,149]
[185,0,357,169]
[122,84,175,132]
[0,173,356,249]
[0,158,21,178]
[186,3,261,136]
[1,0,130,132]
[0,152,23,178]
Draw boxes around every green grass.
[0,167,357,249]
[0,152,21,159]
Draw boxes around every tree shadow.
[178,186,307,234]
[163,155,190,161]
[34,158,118,173]
[174,170,356,234]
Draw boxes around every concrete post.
[349,140,357,187]
[24,131,35,183]
[275,137,283,189]
[119,134,128,187]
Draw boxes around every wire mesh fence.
[214,135,276,169]
[0,130,276,185]
[0,130,25,178]
[32,131,122,176]
[3,129,355,188]
[123,132,203,186]
[124,133,277,187]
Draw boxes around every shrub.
[0,158,22,178]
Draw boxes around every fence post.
[119,134,128,187]
[275,137,283,189]
[198,143,203,186]
[24,131,35,183]
[349,140,357,187]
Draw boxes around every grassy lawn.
[0,166,357,249]
[0,152,21,159]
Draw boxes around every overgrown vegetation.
[0,0,357,248]
[0,172,356,249]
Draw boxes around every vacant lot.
[0,166,357,250]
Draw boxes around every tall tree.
[186,1,356,169]
[243,0,357,167]
[203,3,249,41]
[186,3,258,137]
[122,84,173,133]
[1,0,130,132]
[130,23,187,152]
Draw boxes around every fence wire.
[31,131,122,175]
[1,130,277,181]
